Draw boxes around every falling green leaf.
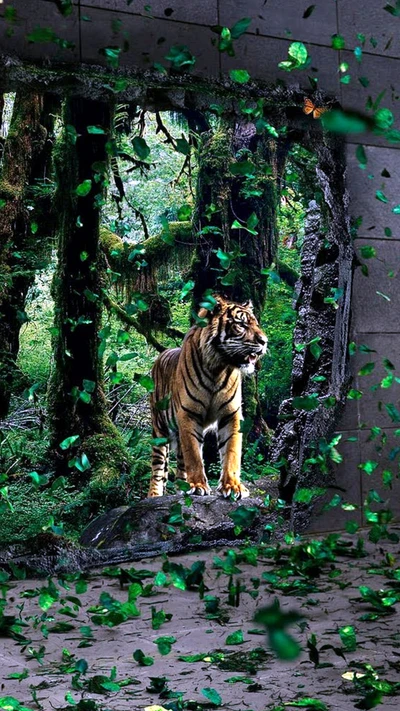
[356,145,367,166]
[376,190,388,203]
[230,69,250,84]
[165,44,196,70]
[292,394,319,411]
[358,362,375,376]
[132,136,150,160]
[59,435,80,450]
[230,17,251,39]
[254,599,302,660]
[75,180,92,197]
[303,5,316,18]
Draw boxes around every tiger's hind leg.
[148,437,170,497]
[175,441,188,489]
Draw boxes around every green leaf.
[151,437,169,446]
[180,280,195,300]
[165,44,196,70]
[359,460,378,474]
[155,395,171,411]
[375,107,394,129]
[347,389,363,400]
[177,203,192,221]
[385,403,400,422]
[284,699,328,710]
[176,137,190,155]
[154,635,176,655]
[99,46,121,68]
[133,649,154,666]
[229,160,255,176]
[151,607,172,630]
[288,41,308,64]
[270,628,301,661]
[392,205,400,214]
[87,125,106,134]
[292,394,319,411]
[28,471,49,488]
[82,379,95,393]
[331,33,345,49]
[321,110,368,134]
[137,374,155,392]
[225,629,244,645]
[384,1,400,16]
[376,190,388,203]
[254,599,302,660]
[358,362,375,376]
[201,688,222,706]
[228,506,258,528]
[303,5,316,18]
[339,625,357,652]
[360,245,376,259]
[356,144,367,166]
[230,69,250,84]
[75,179,92,197]
[293,487,326,504]
[27,26,57,43]
[132,136,150,160]
[59,435,80,450]
[230,17,251,39]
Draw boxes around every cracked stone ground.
[2,530,400,711]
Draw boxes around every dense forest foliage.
[0,92,318,545]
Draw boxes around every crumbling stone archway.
[0,57,355,532]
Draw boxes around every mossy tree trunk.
[191,120,287,438]
[0,91,54,419]
[48,96,130,484]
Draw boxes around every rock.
[79,494,277,552]
[0,483,284,576]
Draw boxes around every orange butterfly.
[303,97,328,119]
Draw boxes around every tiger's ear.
[197,294,225,320]
[241,299,254,313]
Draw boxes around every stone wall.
[1,0,399,531]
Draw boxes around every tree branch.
[103,292,167,353]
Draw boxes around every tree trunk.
[48,96,130,484]
[0,91,51,419]
[191,120,286,439]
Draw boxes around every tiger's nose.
[255,333,268,352]
[255,333,267,346]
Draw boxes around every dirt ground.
[2,529,400,711]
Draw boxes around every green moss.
[0,179,22,200]
[83,433,132,485]
[0,480,77,546]
[100,226,124,253]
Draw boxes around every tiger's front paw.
[217,478,249,500]
[188,479,211,496]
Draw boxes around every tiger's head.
[198,295,268,375]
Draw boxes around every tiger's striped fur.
[148,296,267,499]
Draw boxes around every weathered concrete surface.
[2,530,400,710]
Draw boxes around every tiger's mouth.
[245,353,258,365]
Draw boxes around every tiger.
[148,295,268,499]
